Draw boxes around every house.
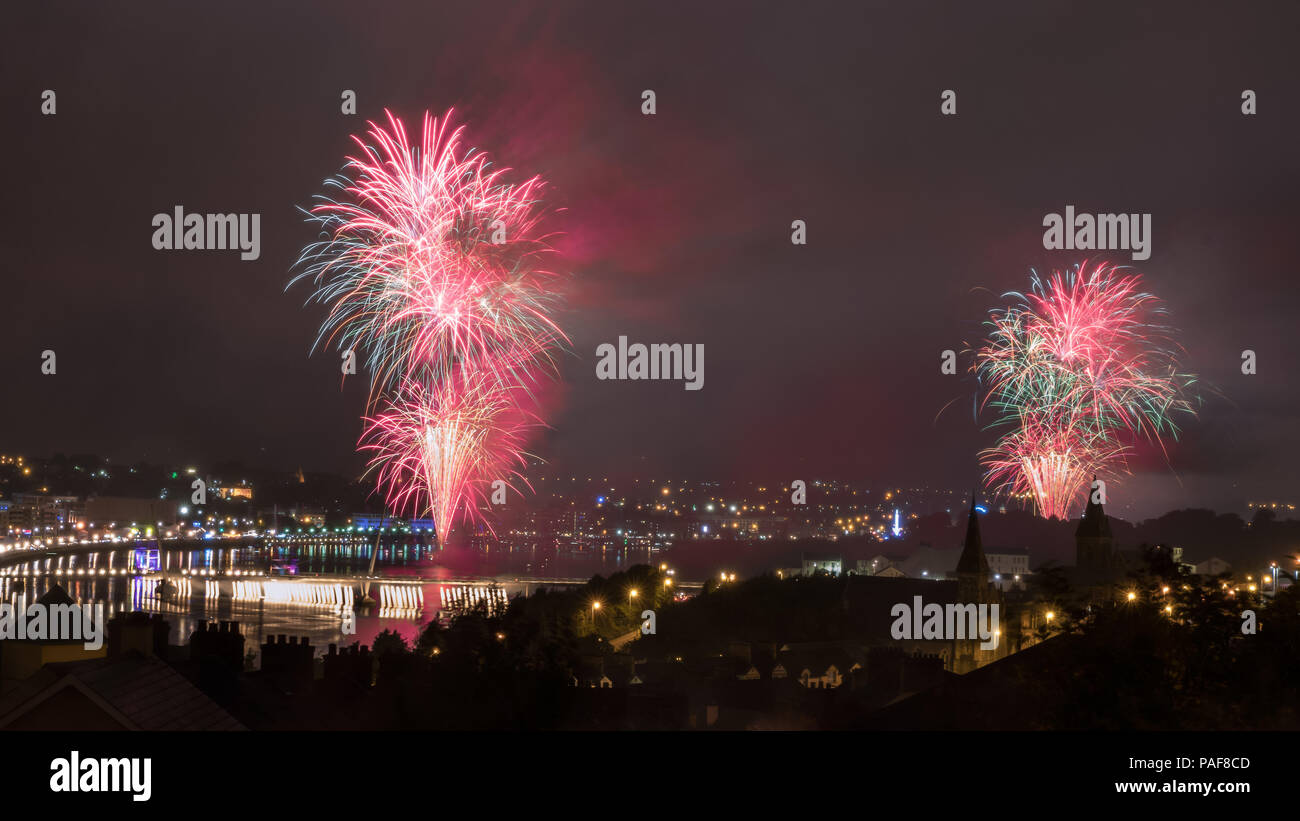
[856,554,905,576]
[986,548,1031,589]
[776,641,866,689]
[574,652,640,687]
[802,553,842,576]
[0,585,109,684]
[0,652,244,730]
[897,545,963,580]
[1194,557,1232,576]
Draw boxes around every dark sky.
[3,1,1298,519]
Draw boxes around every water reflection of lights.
[125,576,355,610]
[230,580,263,601]
[263,581,353,607]
[378,584,424,609]
[438,584,506,613]
[376,606,423,619]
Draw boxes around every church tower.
[953,494,997,674]
[955,494,990,603]
[1075,482,1114,583]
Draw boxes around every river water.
[0,536,660,662]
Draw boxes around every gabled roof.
[777,645,862,679]
[35,583,75,607]
[0,651,245,731]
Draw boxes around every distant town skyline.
[2,446,1292,532]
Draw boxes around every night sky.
[4,1,1298,519]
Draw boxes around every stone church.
[952,495,1007,674]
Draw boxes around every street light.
[629,588,639,608]
[591,600,601,627]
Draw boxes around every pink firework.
[293,109,568,543]
[359,372,539,542]
[975,261,1197,518]
[295,109,568,406]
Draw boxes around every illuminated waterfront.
[0,536,685,661]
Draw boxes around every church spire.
[1076,475,1116,580]
[1077,475,1112,538]
[956,492,989,574]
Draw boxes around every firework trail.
[974,261,1197,519]
[359,373,539,542]
[291,109,567,543]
